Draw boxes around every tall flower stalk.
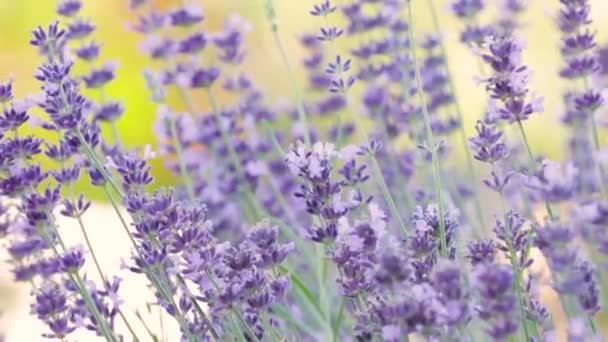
[427,0,486,236]
[406,0,448,257]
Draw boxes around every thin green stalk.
[134,310,160,342]
[262,311,282,342]
[407,0,448,257]
[332,297,346,342]
[228,312,246,342]
[515,119,555,220]
[498,195,533,341]
[427,0,486,236]
[234,309,262,342]
[314,243,334,340]
[102,185,139,250]
[272,303,315,335]
[277,265,327,327]
[492,161,543,339]
[265,0,311,146]
[145,264,198,342]
[159,308,166,342]
[378,123,414,212]
[370,155,408,236]
[72,211,141,341]
[36,211,118,342]
[75,130,123,196]
[74,213,105,282]
[168,115,196,201]
[71,273,120,342]
[175,273,219,339]
[76,138,217,340]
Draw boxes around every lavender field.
[2,0,608,341]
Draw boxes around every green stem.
[407,0,448,257]
[234,308,262,342]
[76,136,216,340]
[370,155,408,236]
[332,297,346,342]
[168,115,196,201]
[314,243,334,340]
[37,211,118,341]
[102,185,139,250]
[228,312,246,342]
[134,310,160,342]
[427,0,486,236]
[71,272,120,342]
[265,0,311,146]
[277,265,327,327]
[515,119,555,220]
[75,130,123,196]
[72,211,141,340]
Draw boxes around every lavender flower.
[0,77,13,103]
[473,263,518,340]
[534,221,601,315]
[469,119,508,163]
[477,35,544,124]
[466,239,496,265]
[57,0,82,17]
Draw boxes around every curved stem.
[265,0,311,146]
[515,120,555,220]
[427,0,486,236]
[168,115,196,201]
[497,190,534,341]
[370,155,408,236]
[407,0,448,257]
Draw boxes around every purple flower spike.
[317,27,343,41]
[82,61,117,88]
[450,0,485,19]
[326,55,351,74]
[478,35,544,123]
[473,263,519,340]
[139,35,175,59]
[310,1,337,16]
[0,78,13,103]
[0,106,29,131]
[30,22,65,49]
[170,5,204,27]
[95,101,124,122]
[187,67,220,88]
[66,18,96,40]
[525,160,577,203]
[466,239,496,265]
[57,0,82,17]
[74,41,100,61]
[469,120,508,163]
[33,281,77,339]
[178,31,207,55]
[130,11,167,34]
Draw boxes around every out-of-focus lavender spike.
[534,221,601,317]
[57,0,82,17]
[473,263,519,340]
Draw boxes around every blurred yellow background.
[1,0,608,196]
